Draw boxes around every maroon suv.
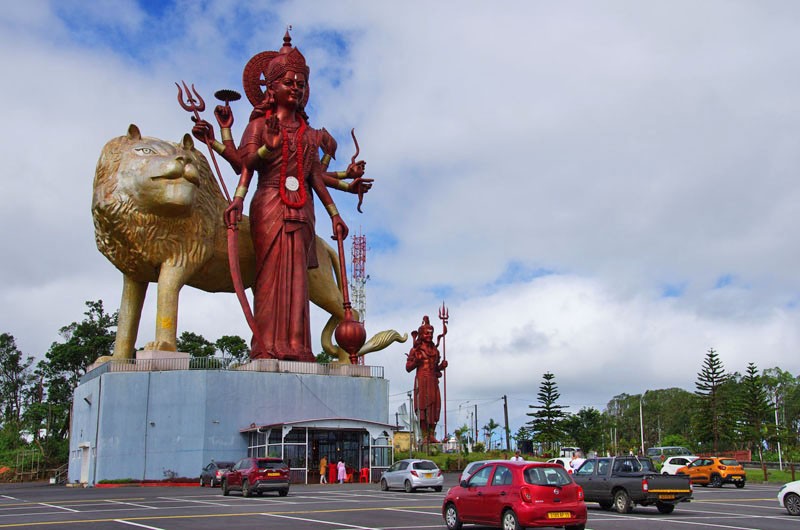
[221,457,290,497]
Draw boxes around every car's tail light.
[520,486,534,503]
[577,486,584,500]
[437,470,443,477]
[641,478,649,492]
[719,465,727,470]
[410,470,418,477]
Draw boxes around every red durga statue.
[406,316,448,443]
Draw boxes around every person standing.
[319,455,328,484]
[337,459,346,484]
[510,450,524,462]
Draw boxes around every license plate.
[547,512,571,519]
[659,494,675,500]
[424,473,432,478]
[267,472,280,477]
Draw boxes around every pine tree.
[740,362,770,463]
[526,372,567,454]
[693,348,729,452]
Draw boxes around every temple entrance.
[245,420,394,484]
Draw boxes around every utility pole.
[502,395,510,450]
[474,404,478,447]
[408,391,415,457]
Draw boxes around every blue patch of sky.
[365,230,399,254]
[661,283,686,298]
[714,274,734,289]
[429,285,454,301]
[305,30,351,89]
[494,260,554,286]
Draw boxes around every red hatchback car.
[222,457,290,497]
[443,461,587,530]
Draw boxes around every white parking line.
[105,499,158,510]
[114,520,166,530]
[260,512,374,529]
[384,508,441,516]
[0,496,17,501]
[38,502,78,513]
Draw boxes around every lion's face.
[113,132,201,216]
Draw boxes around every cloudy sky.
[2,1,800,440]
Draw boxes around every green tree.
[693,347,732,453]
[482,418,501,448]
[215,335,249,365]
[176,331,216,358]
[46,300,117,387]
[740,362,770,463]
[526,372,567,454]
[561,407,605,454]
[0,333,35,425]
[315,351,335,364]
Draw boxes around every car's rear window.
[257,460,285,470]
[414,461,438,471]
[217,462,235,468]
[720,459,740,466]
[524,466,572,486]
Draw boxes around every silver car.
[459,459,505,483]
[380,458,444,492]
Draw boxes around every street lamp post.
[639,393,645,455]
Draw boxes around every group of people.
[318,455,348,484]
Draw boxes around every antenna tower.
[351,230,367,364]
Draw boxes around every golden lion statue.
[92,124,405,364]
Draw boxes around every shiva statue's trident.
[175,81,231,202]
[438,302,449,441]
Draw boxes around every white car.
[661,455,698,475]
[779,480,800,515]
[546,457,573,473]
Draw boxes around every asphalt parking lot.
[0,475,794,530]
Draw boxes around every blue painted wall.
[68,370,389,484]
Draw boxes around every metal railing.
[81,357,383,384]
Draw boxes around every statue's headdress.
[243,30,310,109]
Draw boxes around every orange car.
[676,457,746,488]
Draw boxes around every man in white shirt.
[510,450,524,462]
[570,451,586,471]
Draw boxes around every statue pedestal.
[68,363,392,485]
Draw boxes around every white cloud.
[2,2,800,436]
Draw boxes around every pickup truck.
[572,456,692,514]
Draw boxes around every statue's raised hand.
[214,105,234,129]
[263,114,282,150]
[191,118,215,144]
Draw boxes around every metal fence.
[81,356,383,384]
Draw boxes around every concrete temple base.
[68,361,391,485]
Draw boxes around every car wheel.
[221,480,230,496]
[444,503,462,530]
[501,509,521,530]
[656,502,675,514]
[404,480,414,493]
[598,500,613,510]
[613,489,633,514]
[279,489,289,497]
[735,482,745,489]
[785,492,800,516]
[242,479,251,497]
[662,471,669,475]
[434,486,442,492]
[199,477,205,487]
[380,479,389,491]
[710,474,722,488]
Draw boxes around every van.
[645,446,692,460]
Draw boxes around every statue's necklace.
[279,119,307,208]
